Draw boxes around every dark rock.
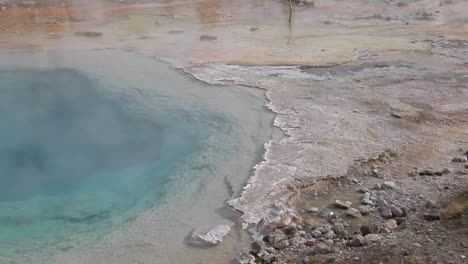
[200,35,217,41]
[251,240,266,254]
[335,230,349,239]
[419,170,435,176]
[382,181,396,190]
[304,239,316,246]
[249,27,259,32]
[424,210,441,221]
[74,31,103,37]
[360,224,378,235]
[452,157,467,163]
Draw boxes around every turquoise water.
[0,67,225,257]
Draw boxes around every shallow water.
[0,50,275,263]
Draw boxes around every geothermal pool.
[0,50,274,263]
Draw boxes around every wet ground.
[0,0,467,263]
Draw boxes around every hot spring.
[0,50,275,263]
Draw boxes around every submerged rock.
[200,35,218,41]
[188,224,232,247]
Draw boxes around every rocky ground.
[0,0,467,263]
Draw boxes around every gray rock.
[363,234,381,245]
[358,205,371,215]
[373,172,386,179]
[382,208,393,218]
[426,200,437,209]
[310,242,332,255]
[358,187,370,193]
[424,210,441,221]
[324,231,335,240]
[334,199,352,209]
[347,235,364,247]
[361,193,373,205]
[307,207,320,214]
[373,183,382,190]
[346,208,362,218]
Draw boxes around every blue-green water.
[0,68,220,257]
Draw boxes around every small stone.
[390,206,404,217]
[324,239,334,246]
[307,207,320,214]
[382,208,393,218]
[413,242,422,247]
[272,239,289,250]
[200,35,217,41]
[347,235,364,247]
[363,234,381,245]
[334,200,352,209]
[385,219,398,229]
[441,168,450,174]
[249,27,259,32]
[373,183,382,190]
[382,181,396,189]
[424,210,441,221]
[425,200,437,208]
[358,205,371,215]
[408,171,418,177]
[346,208,362,218]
